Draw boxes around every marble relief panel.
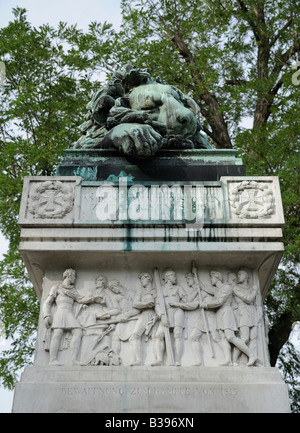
[39,265,270,368]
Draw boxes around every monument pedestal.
[55,149,246,181]
[13,366,290,413]
[12,150,290,412]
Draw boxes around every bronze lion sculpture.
[74,64,213,158]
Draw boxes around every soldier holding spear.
[199,270,257,366]
[191,262,215,360]
[166,265,218,366]
[151,268,188,366]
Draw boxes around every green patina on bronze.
[57,65,245,180]
[56,148,245,181]
[73,64,213,159]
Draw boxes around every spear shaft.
[192,261,214,358]
[154,268,175,366]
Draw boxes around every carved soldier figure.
[84,275,127,325]
[94,275,111,319]
[78,274,111,327]
[106,280,139,358]
[43,269,95,365]
[151,268,188,366]
[199,271,257,366]
[181,273,221,366]
[232,269,259,365]
[129,273,158,366]
[227,271,239,328]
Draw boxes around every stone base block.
[12,366,290,413]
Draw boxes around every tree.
[0,7,115,388]
[276,337,300,413]
[115,0,299,338]
[116,0,299,144]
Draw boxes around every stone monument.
[12,65,291,413]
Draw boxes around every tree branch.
[270,17,294,47]
[170,32,232,148]
[171,33,193,60]
[272,39,300,77]
[252,38,300,130]
[147,0,174,41]
[201,124,219,143]
[225,79,248,85]
[235,0,261,42]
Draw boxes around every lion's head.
[74,64,212,158]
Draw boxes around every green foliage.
[117,0,299,139]
[0,249,39,389]
[266,265,300,367]
[0,7,115,387]
[276,340,300,413]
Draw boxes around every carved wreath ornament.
[229,181,275,219]
[28,181,74,219]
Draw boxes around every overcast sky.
[0,0,122,413]
[0,0,122,31]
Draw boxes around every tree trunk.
[253,42,271,129]
[268,312,293,366]
[171,33,232,149]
